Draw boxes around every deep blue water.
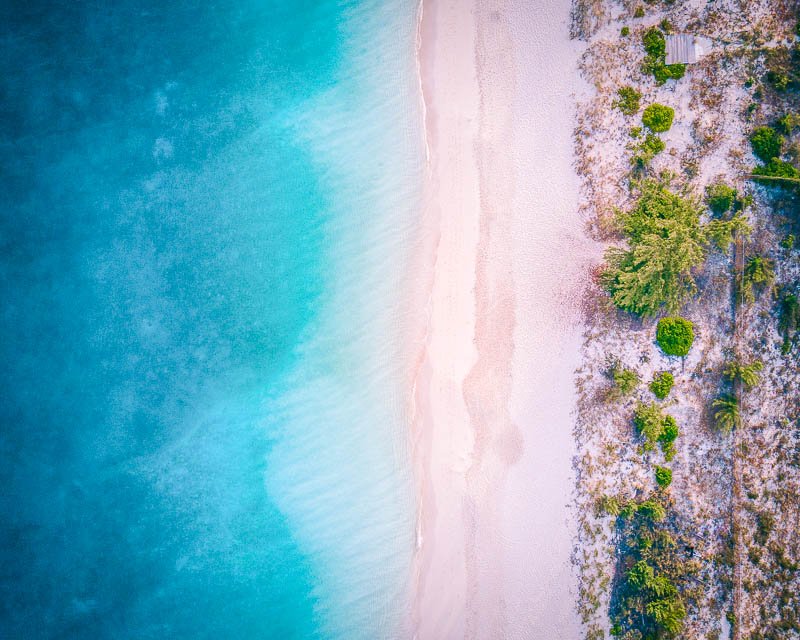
[0,1,421,638]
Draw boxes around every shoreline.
[409,1,592,636]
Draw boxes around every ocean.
[0,1,422,638]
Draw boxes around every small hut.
[665,34,706,65]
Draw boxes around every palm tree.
[723,359,764,389]
[713,394,741,433]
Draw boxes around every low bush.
[655,465,673,487]
[750,126,783,162]
[656,317,695,356]
[705,214,751,254]
[650,371,674,399]
[642,104,675,132]
[621,26,630,37]
[631,133,665,170]
[752,158,799,179]
[741,255,775,302]
[659,415,679,461]
[778,112,800,134]
[705,182,737,215]
[613,366,640,397]
[614,86,642,115]
[613,85,642,116]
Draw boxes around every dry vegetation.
[570,0,800,638]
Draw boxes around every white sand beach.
[410,0,594,637]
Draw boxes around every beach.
[411,0,593,637]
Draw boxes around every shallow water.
[1,1,422,637]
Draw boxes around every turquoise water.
[1,1,422,638]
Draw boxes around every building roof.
[665,34,698,65]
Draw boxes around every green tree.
[642,104,675,132]
[656,317,695,356]
[604,182,707,316]
[713,394,740,433]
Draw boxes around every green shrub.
[634,6,645,18]
[637,499,666,521]
[656,317,695,356]
[642,104,675,132]
[634,402,678,453]
[705,214,751,253]
[621,26,630,37]
[631,133,666,170]
[643,27,665,57]
[741,255,775,302]
[755,512,774,545]
[778,112,800,134]
[642,27,685,84]
[650,371,674,399]
[779,292,799,353]
[613,366,640,396]
[705,182,737,215]
[750,126,783,162]
[656,63,686,83]
[614,86,642,115]
[752,158,799,179]
[767,69,790,91]
[781,233,795,249]
[659,415,679,460]
[655,465,673,487]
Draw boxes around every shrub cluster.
[656,317,695,356]
[634,401,679,457]
[630,132,666,170]
[642,27,686,84]
[608,496,690,638]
